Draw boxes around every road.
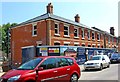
[79,63,119,81]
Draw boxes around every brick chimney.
[75,14,80,23]
[110,27,114,36]
[46,3,53,14]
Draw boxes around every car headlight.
[7,75,21,82]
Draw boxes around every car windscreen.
[111,53,118,58]
[91,56,101,60]
[17,58,43,70]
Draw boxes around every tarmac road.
[79,63,119,81]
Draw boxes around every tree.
[0,25,2,50]
[1,23,17,56]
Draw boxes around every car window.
[111,53,118,57]
[91,56,101,60]
[57,58,69,67]
[102,57,105,60]
[67,58,74,65]
[40,58,56,70]
[18,58,43,70]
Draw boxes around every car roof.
[35,56,74,59]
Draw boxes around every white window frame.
[108,36,110,43]
[32,23,37,36]
[92,31,95,40]
[64,41,70,46]
[97,33,100,41]
[88,30,90,40]
[54,23,60,35]
[82,28,84,39]
[112,37,114,43]
[74,27,79,38]
[92,44,96,47]
[54,41,60,46]
[64,25,70,37]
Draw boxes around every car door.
[36,58,58,82]
[55,58,71,82]
[102,56,107,67]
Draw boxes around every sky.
[1,0,119,36]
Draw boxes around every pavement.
[0,65,84,77]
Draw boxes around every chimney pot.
[47,3,53,14]
[110,27,114,36]
[75,14,80,23]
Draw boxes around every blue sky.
[1,0,119,36]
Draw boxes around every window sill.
[88,39,90,41]
[32,35,37,37]
[82,38,85,40]
[97,40,100,42]
[74,37,79,39]
[64,35,70,38]
[54,34,60,37]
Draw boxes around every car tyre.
[107,63,110,68]
[100,64,103,70]
[85,69,88,71]
[70,74,78,82]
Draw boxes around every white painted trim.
[64,24,70,36]
[74,27,79,37]
[11,20,45,29]
[21,45,34,49]
[74,42,79,45]
[82,28,84,39]
[54,41,60,43]
[54,22,60,35]
[97,44,100,46]
[32,23,37,36]
[64,41,70,44]
[92,44,96,45]
[82,43,85,45]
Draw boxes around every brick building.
[10,3,118,64]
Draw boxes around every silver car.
[84,55,110,70]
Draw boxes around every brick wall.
[10,20,47,63]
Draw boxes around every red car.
[0,56,80,82]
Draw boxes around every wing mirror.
[37,67,44,71]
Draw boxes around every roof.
[11,13,90,29]
[11,13,118,38]
[91,27,117,38]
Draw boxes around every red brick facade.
[10,3,118,63]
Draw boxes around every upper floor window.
[88,30,90,40]
[108,36,110,43]
[82,28,84,39]
[55,23,59,35]
[32,24,37,36]
[74,28,79,37]
[92,32,95,40]
[64,25,69,36]
[112,37,114,43]
[97,33,100,41]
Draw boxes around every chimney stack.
[46,3,53,14]
[110,27,114,36]
[75,14,80,23]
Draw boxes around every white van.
[84,55,110,70]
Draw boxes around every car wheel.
[107,63,110,68]
[100,64,103,70]
[85,69,88,71]
[70,74,78,82]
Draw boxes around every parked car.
[0,56,81,82]
[84,55,110,70]
[110,53,120,63]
